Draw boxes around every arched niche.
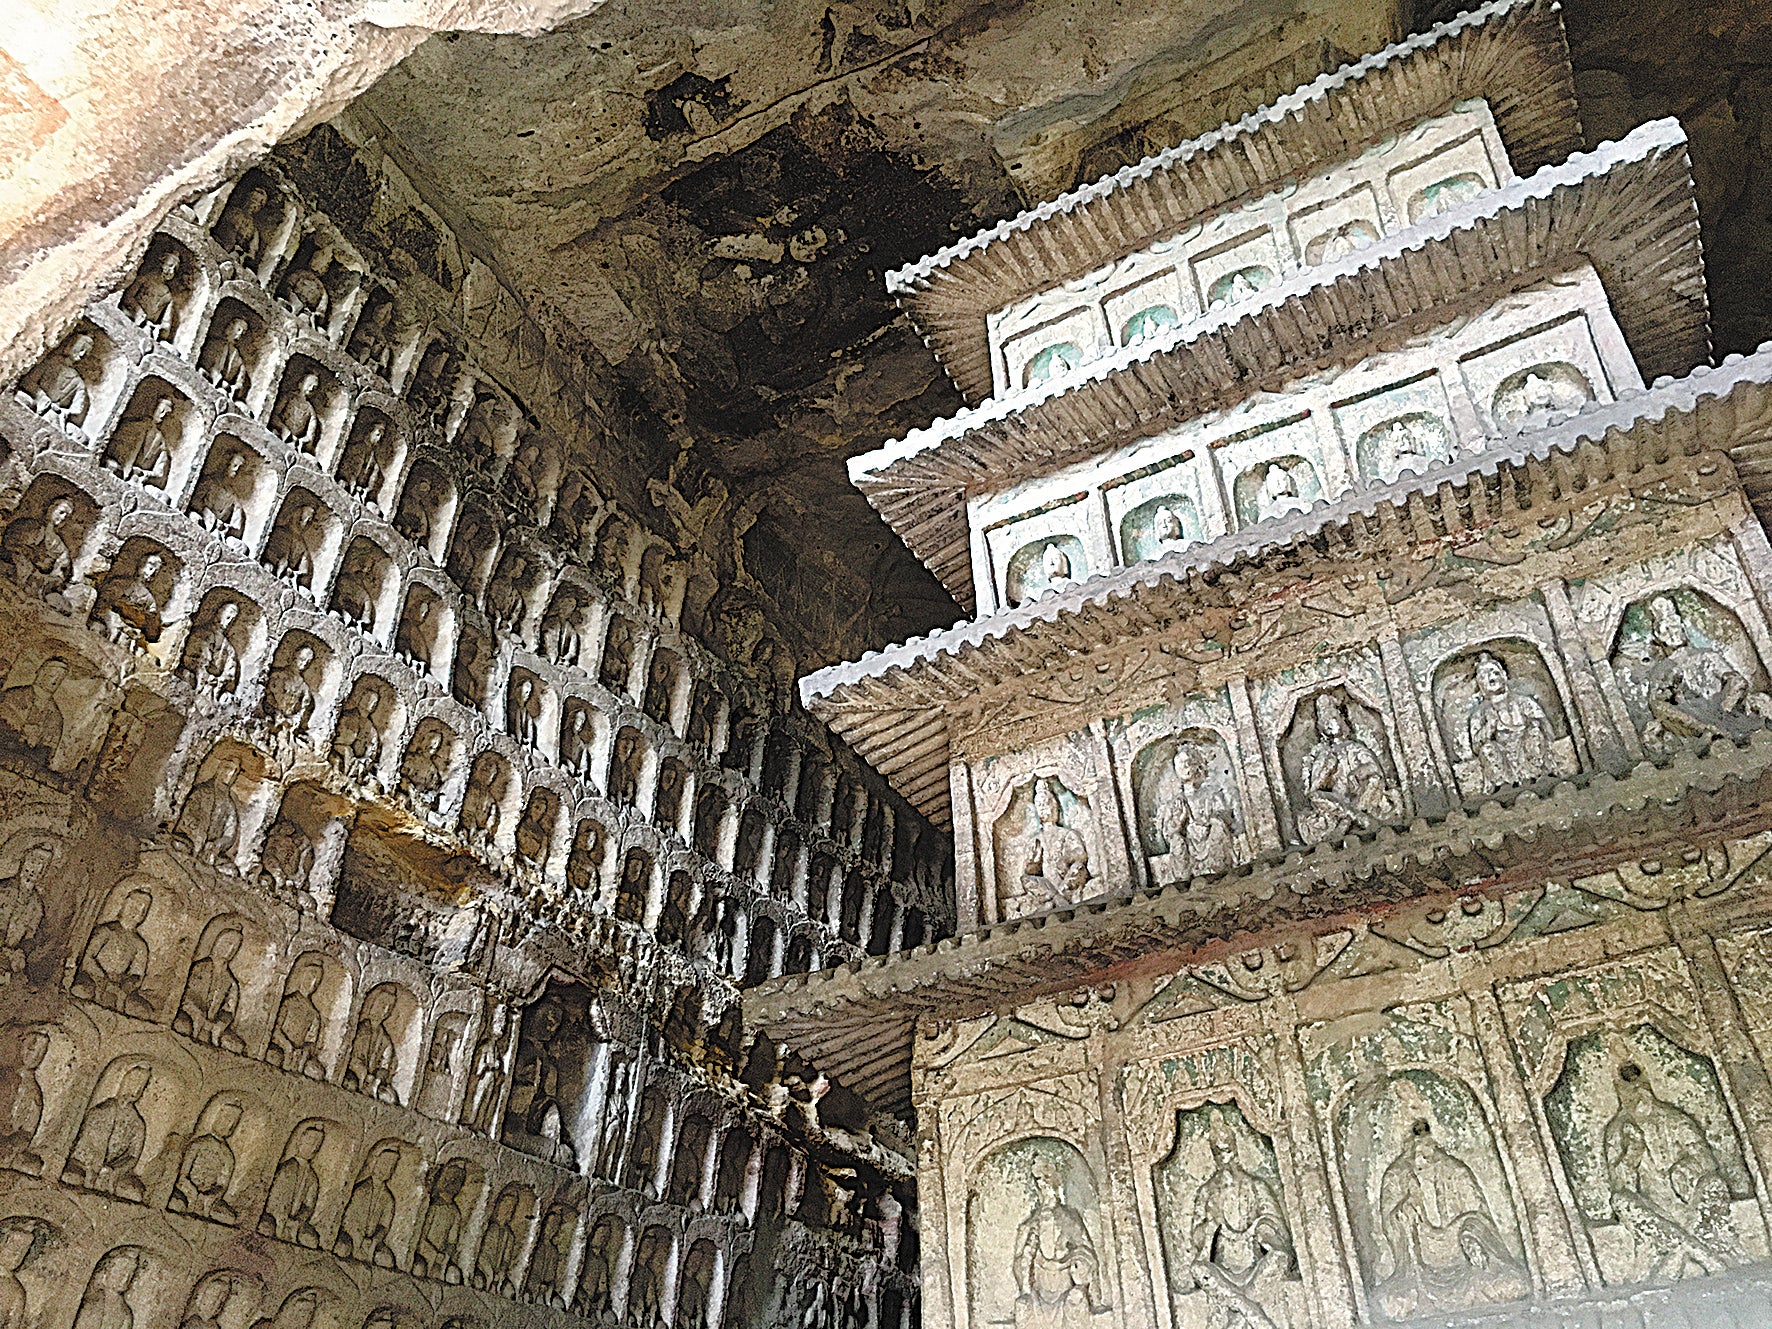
[1004,534,1086,607]
[965,1137,1104,1329]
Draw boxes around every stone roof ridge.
[886,0,1563,301]
[851,115,1688,493]
[807,339,1772,706]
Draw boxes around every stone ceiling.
[351,0,1772,669]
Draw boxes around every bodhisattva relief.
[1610,590,1772,755]
[1136,734,1241,886]
[1545,1028,1757,1283]
[1285,693,1400,844]
[1154,1102,1297,1329]
[1433,645,1576,798]
[1336,1072,1527,1319]
[996,778,1095,919]
[968,1139,1106,1329]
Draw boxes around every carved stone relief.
[966,1137,1107,1329]
[992,777,1097,919]
[1153,1101,1298,1329]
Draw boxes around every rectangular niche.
[1102,266,1190,349]
[996,304,1106,392]
[1103,448,1216,564]
[1189,223,1286,315]
[1458,309,1616,437]
[1287,180,1385,267]
[982,491,1094,608]
[1385,123,1506,224]
[1211,410,1340,528]
[1330,370,1458,485]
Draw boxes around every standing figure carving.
[1603,1060,1746,1275]
[282,246,332,323]
[266,957,328,1077]
[343,987,401,1103]
[1013,1157,1101,1329]
[0,844,52,980]
[262,645,317,747]
[508,677,540,747]
[1293,695,1399,844]
[412,1159,469,1283]
[1462,651,1559,792]
[1372,1116,1527,1318]
[401,728,449,816]
[93,552,165,649]
[180,601,241,704]
[62,1064,153,1202]
[462,1004,510,1134]
[214,185,269,265]
[17,331,94,439]
[332,545,381,630]
[342,420,389,506]
[124,251,182,338]
[1006,779,1092,918]
[104,394,175,487]
[199,317,252,401]
[259,817,316,906]
[335,1145,401,1267]
[395,593,438,674]
[474,1188,523,1294]
[0,1026,50,1172]
[332,689,382,783]
[175,757,242,870]
[72,1248,143,1329]
[541,589,581,664]
[272,371,321,451]
[503,998,574,1166]
[0,1217,53,1327]
[263,504,319,592]
[192,453,249,543]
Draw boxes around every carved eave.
[886,0,1583,404]
[856,118,1707,610]
[805,345,1772,827]
[744,732,1772,1116]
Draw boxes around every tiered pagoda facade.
[750,1,1772,1325]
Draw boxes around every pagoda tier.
[889,0,1582,404]
[851,119,1704,616]
[758,343,1772,1111]
[757,3,1772,1326]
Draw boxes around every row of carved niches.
[0,329,945,906]
[0,833,915,1329]
[923,831,1772,1329]
[974,538,1772,923]
[0,157,954,920]
[977,269,1639,611]
[982,102,1515,396]
[0,453,942,956]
